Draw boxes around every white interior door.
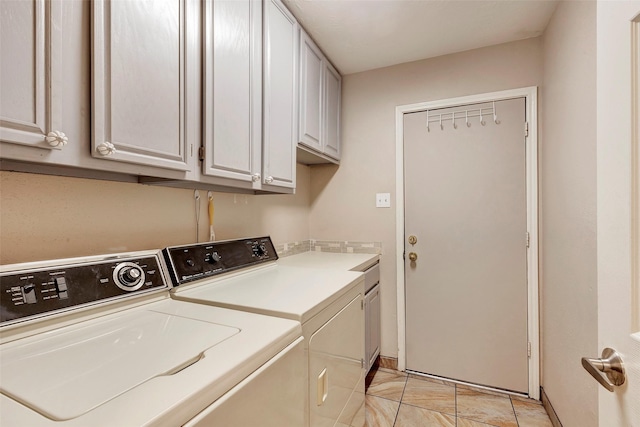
[591,2,640,425]
[404,98,529,394]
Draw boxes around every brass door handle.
[408,252,418,262]
[581,348,625,392]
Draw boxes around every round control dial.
[113,262,145,292]
[252,243,268,258]
[205,252,221,264]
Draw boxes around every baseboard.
[541,387,563,427]
[379,356,398,370]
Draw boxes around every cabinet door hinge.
[526,232,530,248]
[198,146,205,161]
[524,122,529,138]
[527,342,532,358]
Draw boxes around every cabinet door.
[0,0,64,150]
[323,61,341,160]
[298,30,323,152]
[202,0,262,184]
[262,0,297,190]
[367,284,381,369]
[92,0,190,171]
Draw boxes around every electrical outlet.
[376,193,391,208]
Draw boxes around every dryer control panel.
[0,254,167,326]
[164,236,278,286]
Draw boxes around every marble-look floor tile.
[456,388,518,427]
[401,377,455,415]
[395,404,455,427]
[512,399,554,427]
[366,369,407,402]
[457,417,499,427]
[365,395,399,427]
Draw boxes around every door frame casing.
[394,86,540,399]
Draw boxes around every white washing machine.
[0,250,305,426]
[163,236,367,427]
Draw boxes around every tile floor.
[365,368,553,427]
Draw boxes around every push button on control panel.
[55,277,69,299]
[22,284,37,304]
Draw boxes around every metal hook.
[452,112,457,129]
[480,109,486,126]
[493,101,500,124]
[426,110,430,132]
[465,110,471,127]
[439,114,443,130]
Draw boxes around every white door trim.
[395,86,540,399]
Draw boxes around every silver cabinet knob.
[46,130,68,148]
[97,142,116,156]
[581,348,625,392]
[252,173,261,182]
[265,176,274,184]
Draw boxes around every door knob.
[408,252,418,262]
[581,348,625,392]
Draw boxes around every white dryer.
[164,237,366,427]
[0,250,305,426]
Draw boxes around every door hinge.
[526,232,530,248]
[361,358,365,368]
[527,342,532,358]
[524,122,529,138]
[198,146,205,161]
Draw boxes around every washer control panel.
[0,255,166,325]
[164,236,277,286]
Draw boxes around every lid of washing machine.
[0,307,239,421]
[172,264,364,323]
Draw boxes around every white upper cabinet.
[297,29,342,164]
[298,31,323,152]
[0,0,66,150]
[202,0,262,185]
[262,0,298,190]
[323,61,341,160]
[92,0,192,171]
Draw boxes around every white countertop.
[277,251,380,272]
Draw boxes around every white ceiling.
[282,0,559,75]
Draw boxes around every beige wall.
[309,38,543,358]
[0,164,311,264]
[541,1,598,425]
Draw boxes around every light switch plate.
[376,193,391,208]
